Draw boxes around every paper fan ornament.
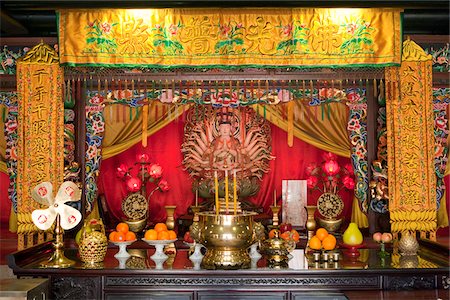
[31,181,82,230]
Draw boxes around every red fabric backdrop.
[0,119,449,234]
[1,172,11,226]
[98,114,355,224]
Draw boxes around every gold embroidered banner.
[385,39,436,235]
[58,8,402,68]
[16,43,64,224]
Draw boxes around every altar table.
[7,239,449,300]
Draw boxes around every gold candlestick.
[165,205,177,230]
[305,205,317,241]
[41,215,75,268]
[190,205,201,222]
[270,205,280,226]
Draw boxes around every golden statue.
[182,106,274,210]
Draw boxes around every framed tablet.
[282,180,307,228]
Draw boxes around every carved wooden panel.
[51,276,101,300]
[105,292,193,300]
[106,275,379,289]
[384,275,435,290]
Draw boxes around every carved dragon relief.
[182,106,274,209]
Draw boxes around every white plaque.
[282,180,307,227]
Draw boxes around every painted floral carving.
[85,20,118,53]
[152,22,184,54]
[276,21,310,54]
[340,19,375,54]
[215,21,244,54]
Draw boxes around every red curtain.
[1,172,11,226]
[98,113,355,225]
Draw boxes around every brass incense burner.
[190,211,257,270]
[260,231,293,268]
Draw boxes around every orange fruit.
[116,222,129,234]
[322,234,337,250]
[268,229,279,239]
[309,235,322,250]
[115,231,125,242]
[291,229,300,242]
[315,228,329,241]
[157,230,170,240]
[144,229,158,240]
[280,231,291,241]
[154,223,168,232]
[125,231,136,241]
[109,231,118,242]
[168,230,177,240]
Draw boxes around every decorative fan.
[31,181,82,268]
[31,181,82,230]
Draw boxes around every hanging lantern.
[126,177,142,192]
[323,160,340,176]
[306,176,319,189]
[136,153,150,163]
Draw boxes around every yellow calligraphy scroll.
[58,8,402,68]
[16,43,64,240]
[385,39,436,236]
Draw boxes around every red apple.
[184,231,194,243]
[279,223,292,233]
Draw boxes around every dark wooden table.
[8,239,449,300]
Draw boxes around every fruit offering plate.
[142,239,177,246]
[142,239,177,262]
[340,243,365,257]
[111,239,137,258]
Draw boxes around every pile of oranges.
[109,222,136,242]
[144,223,177,241]
[268,228,300,242]
[308,228,336,251]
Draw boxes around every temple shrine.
[0,1,448,299]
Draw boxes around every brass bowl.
[317,217,343,233]
[191,211,257,269]
[124,218,147,233]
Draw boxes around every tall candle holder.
[164,205,177,255]
[305,205,317,241]
[270,205,280,226]
[190,205,201,222]
[164,205,177,230]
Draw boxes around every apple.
[184,231,194,243]
[372,232,382,243]
[381,233,392,243]
[279,223,292,233]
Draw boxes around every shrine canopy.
[58,8,403,68]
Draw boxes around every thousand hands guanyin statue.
[182,106,274,211]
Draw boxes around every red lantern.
[306,176,318,188]
[136,153,150,163]
[116,164,128,178]
[126,177,142,192]
[323,160,340,176]
[343,176,355,190]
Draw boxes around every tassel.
[142,99,148,148]
[71,79,76,105]
[373,79,378,100]
[287,101,294,147]
[257,80,261,101]
[240,107,245,144]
